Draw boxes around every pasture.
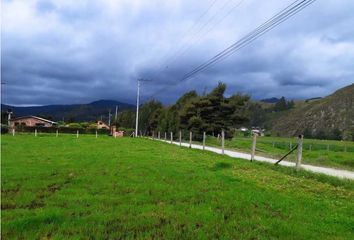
[1,134,354,239]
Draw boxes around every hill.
[1,100,135,122]
[260,97,280,103]
[271,84,354,140]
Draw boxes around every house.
[97,120,109,129]
[9,116,57,127]
[110,126,124,138]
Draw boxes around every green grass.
[203,136,354,171]
[1,135,354,239]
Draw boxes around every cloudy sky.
[2,0,354,105]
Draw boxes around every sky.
[2,0,354,106]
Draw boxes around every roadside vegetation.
[2,135,353,239]
[202,135,354,171]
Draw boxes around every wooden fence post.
[189,131,192,148]
[56,129,58,137]
[152,131,155,140]
[164,132,167,141]
[170,132,173,144]
[251,133,257,161]
[221,130,225,154]
[12,128,15,136]
[76,130,79,138]
[289,142,292,150]
[309,144,312,151]
[296,135,303,171]
[203,132,206,150]
[272,142,275,148]
[35,129,37,137]
[96,130,98,138]
[179,130,182,146]
[158,131,160,140]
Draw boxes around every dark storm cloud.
[2,0,354,106]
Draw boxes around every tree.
[329,128,342,140]
[303,128,313,139]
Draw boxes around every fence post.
[251,133,257,161]
[309,144,312,151]
[96,130,98,138]
[289,142,292,150]
[221,130,225,154]
[179,130,182,146]
[189,131,192,148]
[12,128,15,136]
[152,131,155,140]
[296,135,303,171]
[327,144,329,151]
[164,132,167,141]
[158,131,160,140]
[203,131,206,150]
[344,145,347,152]
[77,130,79,138]
[35,129,37,137]
[56,129,58,137]
[170,132,173,144]
[272,142,275,148]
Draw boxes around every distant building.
[10,116,57,127]
[251,127,265,136]
[97,120,109,129]
[240,127,249,132]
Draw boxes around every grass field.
[1,135,354,239]
[202,136,354,171]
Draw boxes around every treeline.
[116,83,250,140]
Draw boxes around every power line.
[144,0,317,101]
[150,0,220,81]
[164,0,245,73]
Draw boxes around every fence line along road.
[149,137,354,180]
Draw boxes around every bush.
[1,124,9,134]
[66,123,83,129]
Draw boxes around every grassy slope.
[204,136,354,171]
[1,135,354,239]
[271,84,354,139]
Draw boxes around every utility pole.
[135,80,141,137]
[108,109,112,126]
[135,78,151,137]
[115,105,118,123]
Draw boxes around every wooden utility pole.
[221,130,225,154]
[203,132,206,150]
[296,135,303,171]
[251,133,257,161]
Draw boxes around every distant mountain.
[260,97,280,103]
[2,100,135,122]
[271,84,354,140]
